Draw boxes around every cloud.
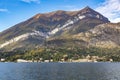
[21,0,40,4]
[96,0,120,23]
[0,8,8,12]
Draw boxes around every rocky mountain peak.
[76,6,110,23]
[31,6,109,23]
[0,6,111,51]
[79,6,94,13]
[82,6,93,11]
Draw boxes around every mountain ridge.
[0,6,112,51]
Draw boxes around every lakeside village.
[0,54,113,63]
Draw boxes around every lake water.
[0,62,120,80]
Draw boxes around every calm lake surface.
[0,62,120,80]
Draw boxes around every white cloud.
[0,8,8,12]
[21,0,40,4]
[96,0,120,23]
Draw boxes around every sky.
[0,0,120,32]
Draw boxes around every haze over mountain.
[1,6,119,52]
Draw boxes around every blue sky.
[0,0,120,32]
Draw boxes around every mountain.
[73,23,120,48]
[0,6,110,51]
[47,23,120,49]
